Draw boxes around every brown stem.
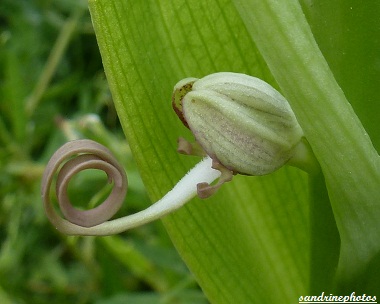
[41,139,127,228]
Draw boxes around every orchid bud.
[41,73,312,236]
[172,72,304,176]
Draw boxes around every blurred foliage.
[0,0,207,303]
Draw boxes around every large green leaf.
[233,0,380,290]
[89,1,311,303]
[301,0,380,151]
[302,1,380,290]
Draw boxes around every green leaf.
[303,2,380,291]
[301,0,380,151]
[89,0,311,303]
[233,0,380,289]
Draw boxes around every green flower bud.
[172,72,304,176]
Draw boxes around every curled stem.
[41,139,221,236]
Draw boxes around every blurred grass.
[0,0,207,303]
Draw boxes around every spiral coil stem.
[41,139,221,236]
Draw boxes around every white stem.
[55,157,221,236]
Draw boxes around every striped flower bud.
[172,72,304,176]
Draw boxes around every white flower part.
[173,72,305,176]
[56,156,220,236]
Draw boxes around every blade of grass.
[3,51,27,143]
[25,7,85,116]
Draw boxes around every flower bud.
[172,72,304,176]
